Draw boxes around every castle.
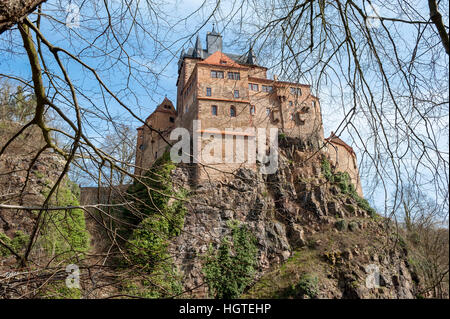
[135,28,362,195]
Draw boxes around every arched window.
[230,106,236,117]
[211,105,217,116]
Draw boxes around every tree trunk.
[0,0,47,34]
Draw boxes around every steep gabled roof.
[144,97,177,123]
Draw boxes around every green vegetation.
[41,282,82,299]
[122,265,183,298]
[335,219,348,231]
[295,273,319,298]
[0,84,36,124]
[244,249,323,299]
[321,158,376,217]
[203,221,258,299]
[0,230,29,257]
[38,180,89,261]
[122,151,186,298]
[282,273,319,299]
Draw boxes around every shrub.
[41,282,82,299]
[125,151,187,270]
[203,221,258,299]
[39,180,89,260]
[122,263,183,298]
[296,273,319,298]
[321,158,334,182]
[321,158,377,217]
[0,230,30,257]
[335,219,348,231]
[122,151,186,298]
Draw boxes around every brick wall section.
[325,135,363,196]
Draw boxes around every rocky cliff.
[0,122,430,299]
[165,140,423,298]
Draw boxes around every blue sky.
[0,0,448,219]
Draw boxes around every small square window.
[234,90,239,98]
[250,105,255,115]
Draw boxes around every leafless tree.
[0,0,448,298]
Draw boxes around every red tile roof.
[198,51,245,69]
[325,133,355,156]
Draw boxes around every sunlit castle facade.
[135,28,362,195]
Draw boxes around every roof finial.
[212,23,215,32]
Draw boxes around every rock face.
[0,123,66,240]
[167,146,422,299]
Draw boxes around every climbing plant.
[321,158,376,217]
[203,221,258,299]
[123,151,187,297]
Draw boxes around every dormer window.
[220,60,227,64]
